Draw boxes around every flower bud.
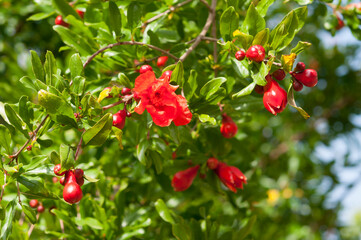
[263,78,287,115]
[171,165,200,191]
[220,114,238,138]
[215,162,247,193]
[246,45,266,62]
[113,109,127,129]
[292,69,318,87]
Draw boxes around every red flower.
[171,165,200,191]
[220,114,238,138]
[263,76,287,115]
[133,71,192,127]
[214,162,247,193]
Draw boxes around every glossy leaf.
[200,77,227,100]
[155,199,175,224]
[69,53,83,80]
[52,0,81,19]
[83,113,113,146]
[291,41,312,55]
[22,205,37,224]
[0,125,11,154]
[250,62,268,86]
[232,82,256,99]
[30,50,44,82]
[0,199,16,239]
[4,104,28,138]
[44,51,57,86]
[240,3,265,36]
[108,1,122,37]
[59,144,75,172]
[287,85,310,119]
[220,6,239,41]
[170,61,184,87]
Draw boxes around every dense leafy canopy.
[0,0,361,239]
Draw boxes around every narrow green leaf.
[108,1,122,36]
[20,76,38,91]
[155,199,175,224]
[44,51,57,86]
[71,76,86,96]
[83,113,113,146]
[291,41,312,55]
[184,70,198,99]
[4,104,28,138]
[238,216,257,240]
[27,12,56,21]
[200,77,227,100]
[232,59,250,78]
[30,50,45,82]
[148,150,163,174]
[198,114,216,125]
[232,82,256,99]
[250,62,268,86]
[59,144,75,172]
[22,205,37,224]
[53,26,94,55]
[19,96,32,130]
[136,140,149,165]
[0,199,16,239]
[127,2,142,29]
[252,28,269,46]
[287,85,310,119]
[0,125,11,154]
[23,155,48,171]
[52,0,80,19]
[233,31,253,49]
[256,0,275,17]
[69,53,83,80]
[220,6,239,41]
[117,73,132,89]
[240,3,265,36]
[170,61,184,87]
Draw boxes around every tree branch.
[141,0,194,28]
[186,36,218,44]
[9,114,49,164]
[200,0,211,10]
[102,94,134,110]
[179,0,217,62]
[83,41,179,69]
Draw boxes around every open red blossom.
[214,162,247,193]
[133,72,192,127]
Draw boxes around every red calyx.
[272,69,286,81]
[76,9,84,19]
[121,87,132,96]
[292,79,303,92]
[157,56,168,67]
[263,77,287,115]
[54,164,65,176]
[29,199,39,208]
[207,157,219,170]
[171,165,200,191]
[214,162,247,193]
[113,109,127,129]
[63,171,83,204]
[235,50,246,61]
[59,176,66,186]
[139,65,153,74]
[37,204,45,213]
[220,114,238,138]
[26,145,32,151]
[292,69,318,87]
[246,45,266,62]
[294,62,306,73]
[55,15,69,27]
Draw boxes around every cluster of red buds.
[54,164,84,204]
[29,199,45,213]
[290,62,318,91]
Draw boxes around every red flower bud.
[37,204,45,213]
[336,15,345,30]
[29,199,39,208]
[171,165,200,191]
[55,15,69,27]
[292,69,318,87]
[235,50,246,61]
[139,65,153,74]
[263,78,287,115]
[113,109,127,129]
[76,9,85,19]
[292,79,303,92]
[272,69,286,81]
[215,162,247,193]
[63,171,83,204]
[54,164,65,176]
[220,114,238,138]
[294,62,305,73]
[246,45,266,62]
[157,56,168,67]
[207,157,219,170]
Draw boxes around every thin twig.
[179,0,217,62]
[200,0,211,10]
[264,59,282,67]
[0,172,6,202]
[27,214,40,237]
[142,0,193,28]
[74,137,83,162]
[135,56,159,66]
[211,4,218,77]
[83,42,179,69]
[9,114,49,164]
[17,182,21,204]
[186,36,218,44]
[102,95,134,110]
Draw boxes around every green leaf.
[237,216,257,240]
[71,76,86,96]
[256,0,275,17]
[83,113,113,146]
[80,217,103,230]
[59,144,75,172]
[108,1,122,37]
[184,70,198,99]
[20,76,38,91]
[232,82,256,99]
[117,73,132,89]
[200,77,227,100]
[22,205,37,224]
[0,199,16,239]
[27,12,56,21]
[291,41,312,55]
[220,6,239,41]
[170,61,184,87]
[252,28,269,46]
[250,62,268,86]
[44,51,57,86]
[232,58,250,78]
[148,150,163,174]
[287,85,310,119]
[18,176,48,193]
[172,219,192,240]
[38,90,77,127]
[53,26,94,56]
[52,0,81,20]
[4,104,28,138]
[240,3,265,36]
[19,96,32,130]
[198,114,216,125]
[69,53,83,80]
[127,2,142,29]
[30,50,45,82]
[233,31,253,49]
[155,199,175,224]
[84,175,99,183]
[50,151,60,164]
[23,155,48,171]
[0,125,11,154]
[137,139,149,165]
